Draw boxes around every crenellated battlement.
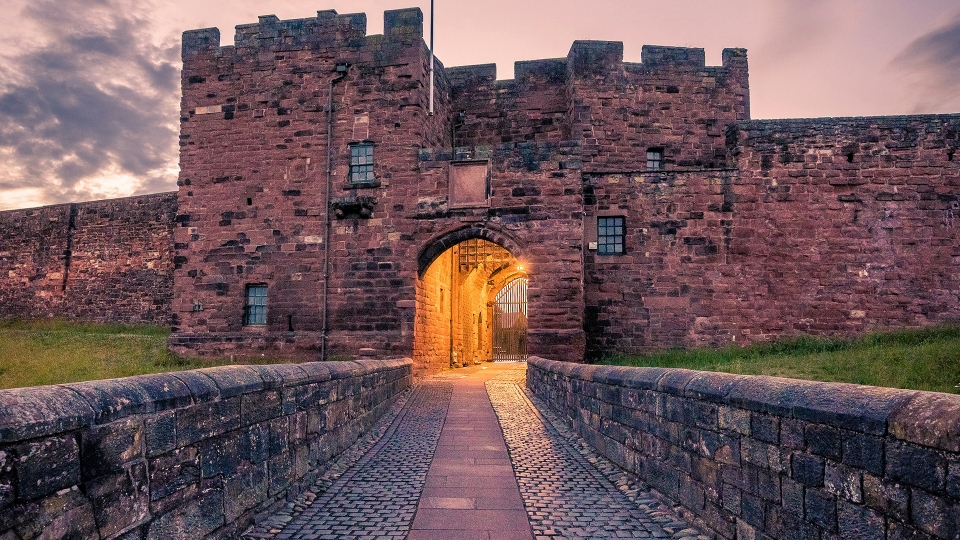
[182,7,424,59]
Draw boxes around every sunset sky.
[0,0,958,210]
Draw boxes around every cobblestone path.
[265,364,706,540]
[272,381,452,539]
[488,368,710,540]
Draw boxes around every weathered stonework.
[0,358,411,540]
[0,6,957,372]
[0,194,176,325]
[528,357,960,540]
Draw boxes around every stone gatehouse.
[1,7,958,375]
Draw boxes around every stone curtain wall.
[0,358,411,540]
[527,357,960,540]
[583,115,960,358]
[0,193,177,325]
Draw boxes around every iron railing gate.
[493,278,528,362]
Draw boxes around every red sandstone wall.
[171,9,448,358]
[584,116,960,357]
[0,193,176,325]
[570,43,750,172]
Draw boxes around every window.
[647,148,664,171]
[597,217,625,255]
[244,285,267,326]
[350,143,375,184]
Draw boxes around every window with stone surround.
[597,216,625,255]
[647,148,664,171]
[244,284,267,326]
[349,143,375,184]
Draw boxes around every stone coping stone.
[528,357,953,441]
[0,386,95,443]
[0,359,412,444]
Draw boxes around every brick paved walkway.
[265,364,707,540]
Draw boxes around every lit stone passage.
[487,367,710,540]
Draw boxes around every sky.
[0,0,958,211]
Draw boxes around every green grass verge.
[599,325,960,394]
[0,320,292,390]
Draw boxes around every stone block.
[836,500,884,540]
[887,520,936,540]
[824,463,861,503]
[740,491,765,528]
[15,435,81,500]
[146,480,224,540]
[223,461,268,523]
[722,482,741,514]
[62,378,154,424]
[911,488,960,539]
[885,440,946,493]
[0,386,94,444]
[684,371,746,403]
[170,371,220,402]
[780,418,805,450]
[888,392,960,452]
[750,413,779,444]
[199,432,247,479]
[175,398,241,447]
[804,489,837,531]
[841,430,883,476]
[268,418,288,457]
[861,474,909,521]
[148,446,199,501]
[718,406,750,435]
[144,410,176,457]
[248,422,270,464]
[80,416,144,479]
[249,363,308,390]
[2,485,91,539]
[124,373,193,411]
[781,476,805,517]
[806,424,841,460]
[0,451,13,511]
[788,382,909,436]
[241,390,282,427]
[86,461,150,538]
[267,453,292,497]
[195,365,264,398]
[792,453,825,488]
[296,362,332,384]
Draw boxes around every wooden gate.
[492,278,528,362]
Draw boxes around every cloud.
[0,0,180,210]
[893,9,960,114]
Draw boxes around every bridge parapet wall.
[0,358,412,540]
[528,357,960,540]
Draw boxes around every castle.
[0,7,958,376]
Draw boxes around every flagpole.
[429,0,435,116]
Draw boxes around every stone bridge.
[1,359,958,540]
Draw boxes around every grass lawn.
[600,325,960,394]
[0,320,290,390]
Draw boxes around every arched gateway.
[414,228,527,374]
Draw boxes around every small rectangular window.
[350,143,375,184]
[244,285,267,326]
[647,148,664,171]
[597,217,625,255]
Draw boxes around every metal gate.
[492,278,528,362]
